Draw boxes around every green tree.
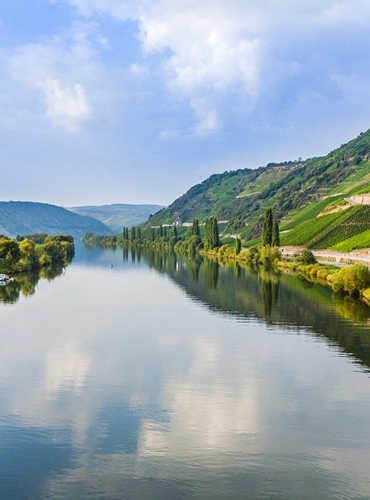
[187,219,201,238]
[235,237,241,255]
[204,217,220,249]
[131,227,136,242]
[0,238,21,270]
[19,238,38,269]
[272,220,280,247]
[332,265,370,297]
[262,208,273,246]
[298,250,316,264]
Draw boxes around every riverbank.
[280,246,370,268]
[203,245,370,305]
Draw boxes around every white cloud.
[57,0,370,138]
[1,21,107,131]
[40,77,92,130]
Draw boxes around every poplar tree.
[272,220,280,247]
[205,217,220,249]
[262,209,273,246]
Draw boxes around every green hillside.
[0,201,111,238]
[68,203,164,232]
[145,128,370,249]
[280,205,370,249]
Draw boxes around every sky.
[1,0,370,207]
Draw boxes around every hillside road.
[280,246,370,268]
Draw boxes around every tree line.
[0,234,75,274]
[84,216,222,255]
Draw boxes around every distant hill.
[68,203,164,232]
[0,201,111,238]
[145,128,370,248]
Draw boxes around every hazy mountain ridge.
[68,203,164,232]
[145,129,370,242]
[0,201,112,238]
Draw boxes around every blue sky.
[1,0,370,207]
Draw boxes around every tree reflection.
[0,264,66,305]
[137,250,370,369]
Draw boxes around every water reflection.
[138,250,370,370]
[0,247,370,499]
[0,263,67,304]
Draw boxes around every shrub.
[332,265,370,297]
[298,250,317,264]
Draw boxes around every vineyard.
[331,229,370,252]
[280,205,370,249]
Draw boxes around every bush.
[298,250,317,264]
[332,265,370,297]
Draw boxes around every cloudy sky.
[1,1,370,206]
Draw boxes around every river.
[1,245,370,499]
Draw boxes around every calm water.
[1,246,370,499]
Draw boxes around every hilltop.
[0,201,111,238]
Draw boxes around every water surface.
[1,247,370,499]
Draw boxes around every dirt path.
[280,246,370,267]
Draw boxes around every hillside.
[145,129,370,246]
[68,203,164,232]
[0,201,111,238]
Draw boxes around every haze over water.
[1,246,370,499]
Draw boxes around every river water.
[1,246,370,499]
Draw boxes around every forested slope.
[145,129,370,245]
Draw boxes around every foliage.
[244,246,281,268]
[262,208,273,246]
[235,237,241,255]
[298,250,317,265]
[0,234,74,273]
[272,221,280,247]
[331,265,370,297]
[204,217,220,249]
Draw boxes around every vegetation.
[142,128,370,249]
[0,201,111,238]
[331,265,370,298]
[280,205,370,249]
[0,234,74,274]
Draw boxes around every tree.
[204,217,220,249]
[272,220,280,247]
[0,238,21,269]
[187,219,200,238]
[235,237,241,255]
[130,227,136,242]
[332,265,370,297]
[298,250,316,264]
[19,238,38,269]
[262,208,273,246]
